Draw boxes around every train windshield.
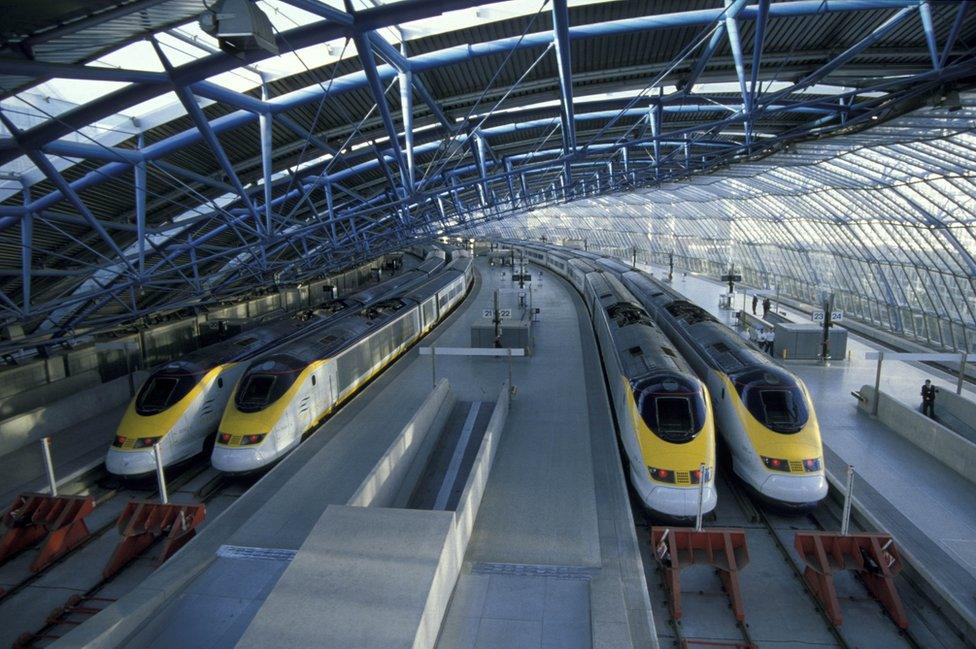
[732,367,809,433]
[632,374,706,443]
[235,357,302,412]
[136,363,203,415]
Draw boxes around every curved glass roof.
[0,0,974,351]
[477,94,976,351]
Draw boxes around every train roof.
[621,270,776,376]
[584,270,693,380]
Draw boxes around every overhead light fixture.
[199,0,278,57]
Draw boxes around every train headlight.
[134,437,160,448]
[690,467,711,484]
[761,456,821,472]
[761,456,791,472]
[113,436,127,448]
[648,467,676,484]
[240,433,267,446]
[218,433,232,445]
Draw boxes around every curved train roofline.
[620,270,778,378]
[211,257,474,474]
[508,239,717,519]
[582,271,696,378]
[609,265,826,509]
[107,244,456,478]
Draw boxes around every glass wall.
[477,98,976,352]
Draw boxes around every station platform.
[54,259,655,649]
[643,264,976,629]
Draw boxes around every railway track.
[0,459,243,648]
[637,469,965,649]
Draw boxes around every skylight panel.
[258,0,325,29]
[154,32,211,64]
[25,78,129,108]
[88,40,166,73]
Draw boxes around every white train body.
[212,259,474,473]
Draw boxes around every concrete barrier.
[347,379,454,508]
[237,382,511,649]
[416,380,510,649]
[935,390,976,444]
[858,385,976,483]
[0,371,147,457]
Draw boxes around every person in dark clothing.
[751,295,758,315]
[921,379,938,418]
[762,297,771,318]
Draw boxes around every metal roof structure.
[0,0,974,353]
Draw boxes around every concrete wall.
[0,371,147,457]
[0,370,100,418]
[858,385,976,483]
[347,379,454,508]
[0,255,391,407]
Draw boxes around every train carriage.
[212,257,473,473]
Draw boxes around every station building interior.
[0,1,975,648]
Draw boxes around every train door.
[317,360,339,414]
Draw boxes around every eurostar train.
[106,249,447,478]
[512,243,716,518]
[211,257,474,474]
[619,270,827,509]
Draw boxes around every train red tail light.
[761,456,791,472]
[134,437,159,448]
[218,433,231,444]
[803,458,821,472]
[113,436,127,448]
[648,467,676,484]
[240,433,267,446]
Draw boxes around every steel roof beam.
[918,1,940,72]
[151,39,265,240]
[350,29,412,196]
[0,0,506,166]
[940,1,969,69]
[552,0,576,192]
[20,182,30,315]
[135,133,146,277]
[760,6,914,109]
[259,84,274,235]
[0,112,136,276]
[722,0,751,144]
[0,0,921,172]
[749,0,770,103]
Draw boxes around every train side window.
[311,375,317,386]
[218,378,224,389]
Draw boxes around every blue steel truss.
[0,0,974,352]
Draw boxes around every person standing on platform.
[762,297,771,318]
[921,379,938,418]
[751,295,758,315]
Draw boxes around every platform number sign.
[812,310,844,323]
[482,309,513,319]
